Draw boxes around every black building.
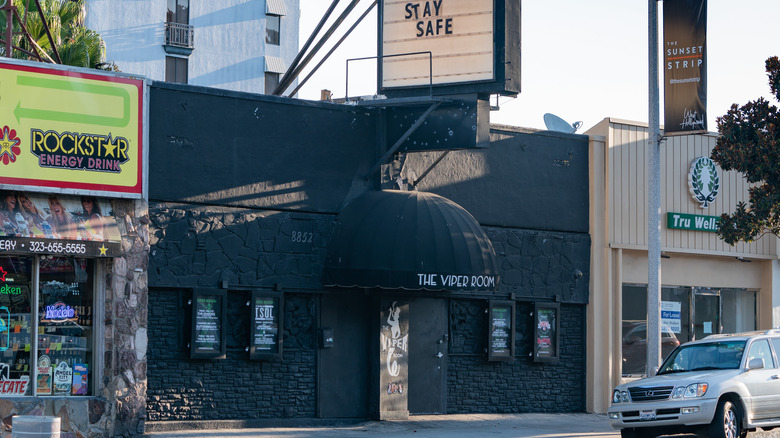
[144,82,590,428]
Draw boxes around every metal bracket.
[365,101,441,179]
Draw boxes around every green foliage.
[0,0,115,70]
[710,56,780,244]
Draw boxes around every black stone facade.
[147,288,317,421]
[146,204,589,421]
[145,83,592,426]
[447,301,586,413]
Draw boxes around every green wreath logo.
[688,157,720,208]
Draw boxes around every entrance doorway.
[693,289,720,341]
[408,297,448,414]
[318,294,370,418]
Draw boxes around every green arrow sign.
[14,75,131,127]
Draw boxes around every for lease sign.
[0,59,145,198]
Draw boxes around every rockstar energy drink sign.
[0,59,146,198]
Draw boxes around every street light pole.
[646,0,662,376]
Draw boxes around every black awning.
[323,190,499,291]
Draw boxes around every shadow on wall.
[148,83,377,214]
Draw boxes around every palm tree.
[0,0,116,70]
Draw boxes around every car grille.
[628,385,674,402]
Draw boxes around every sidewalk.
[144,413,620,438]
[143,413,780,438]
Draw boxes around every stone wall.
[145,203,590,423]
[146,204,328,422]
[486,227,591,304]
[447,302,586,413]
[146,290,317,421]
[0,198,149,438]
[104,199,151,436]
[148,204,332,290]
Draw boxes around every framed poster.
[249,291,283,360]
[190,289,226,359]
[533,302,560,363]
[487,300,515,362]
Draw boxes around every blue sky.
[298,0,780,132]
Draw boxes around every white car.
[608,330,780,438]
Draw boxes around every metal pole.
[646,0,662,376]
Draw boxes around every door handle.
[434,352,443,358]
[771,375,779,380]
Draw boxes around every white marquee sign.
[381,0,494,88]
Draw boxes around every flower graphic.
[0,126,21,165]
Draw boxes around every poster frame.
[487,300,515,362]
[249,290,283,361]
[533,302,560,363]
[190,289,226,360]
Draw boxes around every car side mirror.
[747,357,765,370]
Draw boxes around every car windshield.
[658,340,746,374]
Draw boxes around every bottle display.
[37,257,94,396]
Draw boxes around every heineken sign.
[667,212,720,232]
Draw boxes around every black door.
[318,294,370,418]
[408,297,448,414]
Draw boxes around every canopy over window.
[323,190,499,291]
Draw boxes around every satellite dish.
[544,113,583,134]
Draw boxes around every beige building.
[585,118,780,414]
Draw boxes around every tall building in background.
[85,0,299,94]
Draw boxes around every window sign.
[190,289,226,360]
[661,301,682,334]
[487,300,515,362]
[249,291,282,360]
[533,302,560,363]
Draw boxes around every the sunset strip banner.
[663,0,707,134]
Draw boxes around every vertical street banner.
[664,0,707,134]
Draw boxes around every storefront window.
[0,256,33,396]
[0,256,94,396]
[621,283,757,376]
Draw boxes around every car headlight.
[612,389,630,403]
[672,383,708,398]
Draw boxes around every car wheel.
[708,399,741,438]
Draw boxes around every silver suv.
[608,330,780,438]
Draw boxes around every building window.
[265,72,279,94]
[266,14,280,46]
[0,256,96,396]
[164,0,193,51]
[167,0,189,25]
[165,56,188,84]
[620,284,757,377]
